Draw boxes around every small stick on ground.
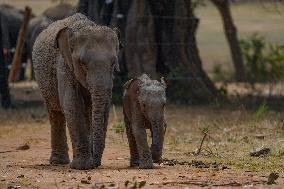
[196,129,208,155]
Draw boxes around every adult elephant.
[32,13,120,170]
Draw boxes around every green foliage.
[167,67,217,104]
[112,121,125,134]
[212,64,234,82]
[240,34,284,84]
[217,83,228,97]
[254,101,268,120]
[200,126,209,134]
[192,0,206,9]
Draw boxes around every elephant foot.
[152,156,163,164]
[49,152,70,165]
[139,159,154,169]
[92,158,102,168]
[130,159,139,167]
[70,156,93,170]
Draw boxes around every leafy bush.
[240,34,284,84]
[212,64,234,82]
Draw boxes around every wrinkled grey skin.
[123,74,167,169]
[32,13,119,170]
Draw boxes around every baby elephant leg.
[126,127,139,167]
[132,125,153,169]
[49,109,70,164]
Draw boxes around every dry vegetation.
[0,82,284,188]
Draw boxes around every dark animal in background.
[32,13,120,170]
[26,3,76,79]
[123,74,167,169]
[0,4,27,80]
[0,14,11,109]
[26,3,76,55]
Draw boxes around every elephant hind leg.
[48,109,70,164]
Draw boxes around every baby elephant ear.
[161,77,167,89]
[55,27,74,71]
[114,57,120,72]
[113,27,124,49]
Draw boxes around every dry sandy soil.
[0,82,284,189]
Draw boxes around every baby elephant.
[123,74,167,169]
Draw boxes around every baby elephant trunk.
[151,121,165,163]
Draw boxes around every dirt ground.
[1,82,284,189]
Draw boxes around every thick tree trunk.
[125,0,156,77]
[0,15,11,109]
[77,0,220,103]
[211,0,246,82]
[110,0,132,75]
[148,0,219,102]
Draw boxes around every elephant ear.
[160,77,167,89]
[55,27,74,71]
[123,79,134,90]
[113,27,123,50]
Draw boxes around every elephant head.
[138,74,167,163]
[55,26,120,165]
[56,26,119,89]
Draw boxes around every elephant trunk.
[90,87,111,167]
[151,120,165,163]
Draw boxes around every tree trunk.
[211,0,246,82]
[0,15,11,109]
[77,0,220,103]
[9,6,31,82]
[110,0,132,75]
[125,0,157,77]
[148,0,219,102]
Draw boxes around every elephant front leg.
[61,91,93,170]
[132,125,153,169]
[57,62,93,170]
[125,122,139,167]
[48,109,70,164]
[64,104,93,169]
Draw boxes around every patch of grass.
[254,101,269,120]
[2,82,284,174]
[112,121,125,134]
